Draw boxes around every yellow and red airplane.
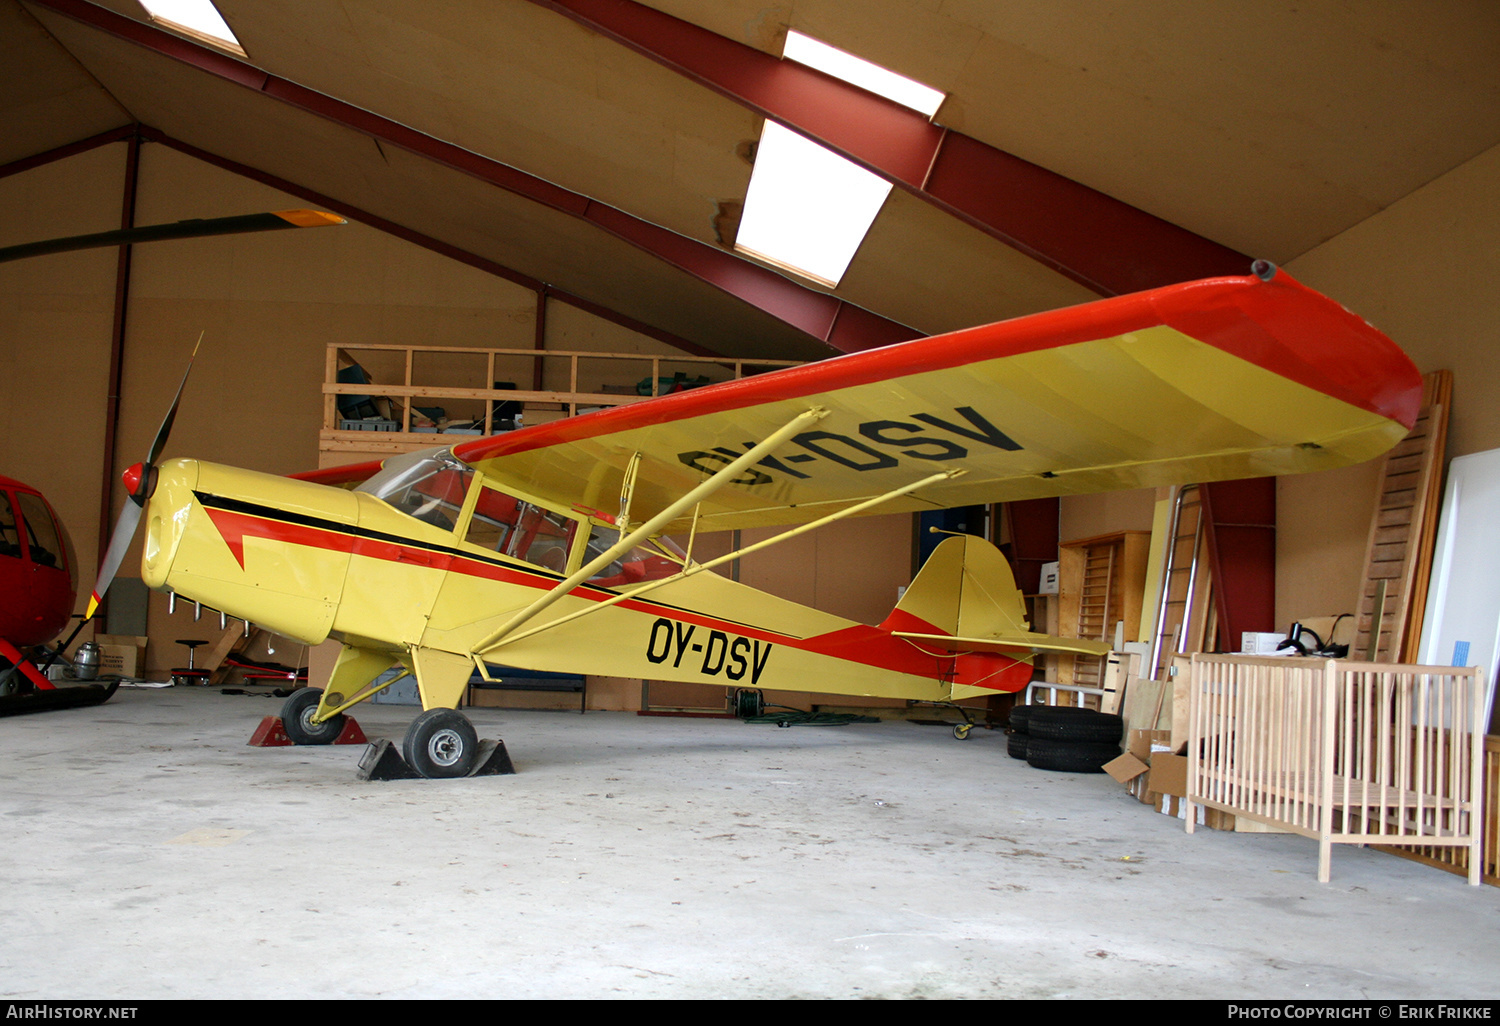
[107,264,1419,777]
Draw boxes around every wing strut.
[470,406,829,653]
[479,467,963,657]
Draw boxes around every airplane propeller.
[85,334,202,621]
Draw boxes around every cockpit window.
[15,492,65,572]
[0,493,20,560]
[356,448,473,531]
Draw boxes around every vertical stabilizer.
[882,535,1111,661]
[884,535,1030,638]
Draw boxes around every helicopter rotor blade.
[0,210,345,264]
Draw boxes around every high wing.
[375,269,1421,534]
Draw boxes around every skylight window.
[781,33,945,117]
[735,122,894,288]
[734,32,944,287]
[138,0,246,57]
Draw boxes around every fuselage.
[142,457,1032,706]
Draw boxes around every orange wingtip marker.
[273,210,347,228]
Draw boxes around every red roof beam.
[533,0,1251,296]
[28,0,917,352]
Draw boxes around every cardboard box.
[1128,728,1172,761]
[1147,752,1188,798]
[1241,631,1288,654]
[1103,751,1149,784]
[94,634,147,677]
[1157,794,1206,823]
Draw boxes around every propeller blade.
[0,210,345,264]
[87,334,203,621]
[147,333,203,468]
[85,501,142,622]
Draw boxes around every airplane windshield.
[356,448,473,531]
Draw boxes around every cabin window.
[462,484,522,553]
[583,526,685,588]
[505,504,576,573]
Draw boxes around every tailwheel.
[402,708,479,779]
[953,722,972,740]
[281,687,346,745]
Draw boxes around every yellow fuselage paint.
[143,459,977,711]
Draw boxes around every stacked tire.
[1006,704,1124,773]
[1005,704,1035,761]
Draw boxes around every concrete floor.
[1,684,1497,1001]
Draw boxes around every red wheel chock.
[247,716,367,747]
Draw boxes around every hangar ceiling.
[4,0,1499,361]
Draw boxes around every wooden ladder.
[1070,542,1117,689]
[1353,371,1451,662]
[1148,484,1213,679]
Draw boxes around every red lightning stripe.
[199,502,1028,688]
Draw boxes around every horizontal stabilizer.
[893,630,1112,657]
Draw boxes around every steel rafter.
[532,0,1252,296]
[26,0,918,352]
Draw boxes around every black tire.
[1007,704,1035,734]
[281,688,346,745]
[402,708,479,778]
[1027,707,1124,744]
[1006,732,1031,760]
[1025,737,1120,773]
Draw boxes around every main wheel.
[402,708,479,779]
[281,688,346,745]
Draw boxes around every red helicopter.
[0,473,117,712]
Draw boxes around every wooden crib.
[1184,654,1485,884]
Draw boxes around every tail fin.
[882,535,1111,658]
[886,534,1029,640]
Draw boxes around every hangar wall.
[0,139,916,686]
[1279,139,1500,628]
[0,142,119,598]
[6,132,1497,690]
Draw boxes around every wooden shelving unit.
[319,342,801,457]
